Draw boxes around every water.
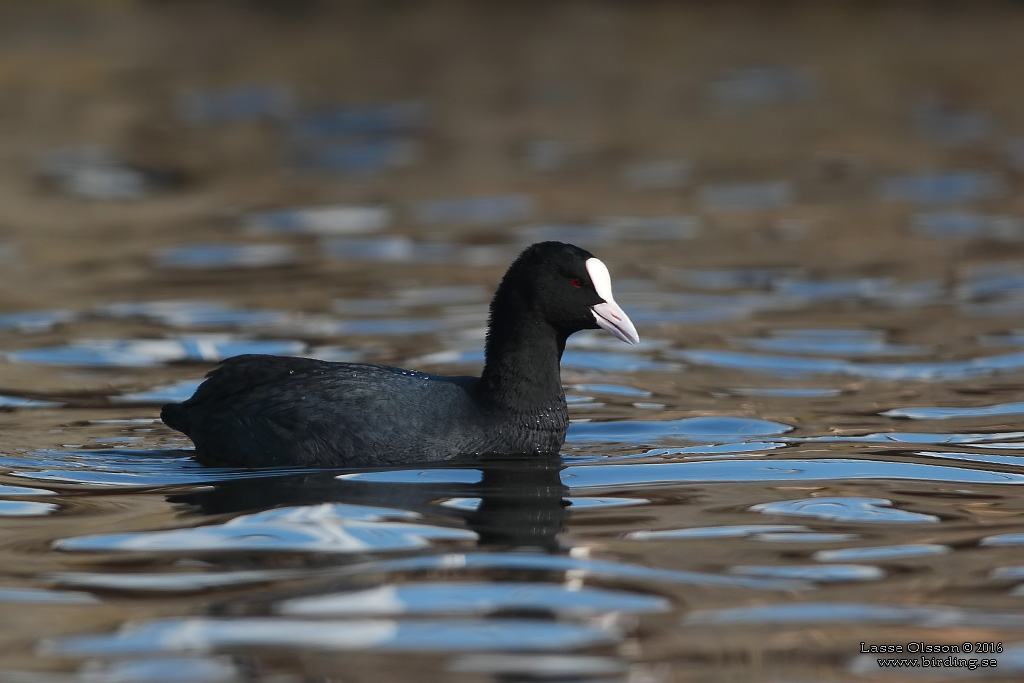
[35,147,170,201]
[5,3,1024,681]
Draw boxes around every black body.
[161,241,625,468]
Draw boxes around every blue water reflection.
[749,497,939,523]
[55,503,476,553]
[814,544,950,561]
[155,243,297,269]
[275,582,670,616]
[7,337,306,367]
[679,348,1024,381]
[729,564,884,582]
[564,460,1024,488]
[685,602,1024,627]
[567,416,792,444]
[44,617,620,656]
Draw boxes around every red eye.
[570,278,583,288]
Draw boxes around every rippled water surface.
[6,3,1024,682]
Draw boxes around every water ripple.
[729,387,841,398]
[69,656,241,682]
[54,503,474,553]
[408,348,674,373]
[563,461,1024,489]
[116,380,204,404]
[981,533,1024,547]
[0,310,78,332]
[749,497,940,523]
[882,401,1024,420]
[915,452,1024,469]
[275,582,670,616]
[48,569,300,594]
[734,329,928,357]
[729,564,884,582]
[878,171,1006,204]
[0,501,59,516]
[324,237,502,266]
[625,441,788,458]
[155,243,297,269]
[754,532,859,543]
[570,383,652,398]
[43,617,619,656]
[0,395,62,408]
[790,431,1024,445]
[626,524,810,540]
[0,484,56,496]
[567,416,792,444]
[679,348,1024,381]
[0,587,98,604]
[46,545,794,596]
[914,211,1024,241]
[98,300,291,329]
[7,337,306,367]
[814,544,950,561]
[684,602,1024,627]
[332,552,808,590]
[449,654,627,678]
[5,449,302,487]
[244,205,390,236]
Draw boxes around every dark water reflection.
[8,3,1024,681]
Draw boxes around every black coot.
[161,241,639,467]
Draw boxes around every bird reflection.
[168,454,569,551]
[467,455,568,550]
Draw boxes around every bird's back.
[161,354,565,467]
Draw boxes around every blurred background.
[8,2,1024,681]
[4,0,1024,313]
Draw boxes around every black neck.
[479,296,567,411]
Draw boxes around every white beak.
[586,258,640,345]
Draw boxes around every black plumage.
[161,241,638,467]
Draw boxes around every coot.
[161,241,639,467]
